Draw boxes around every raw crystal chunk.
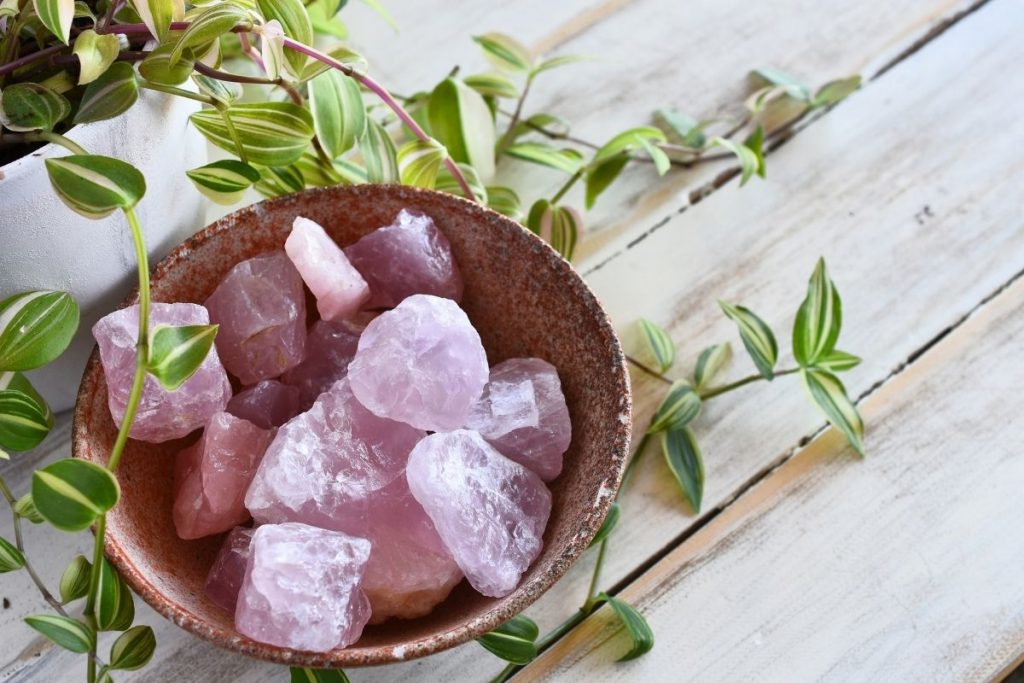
[348,295,488,431]
[345,209,463,309]
[93,303,231,442]
[406,430,551,598]
[204,251,306,385]
[204,526,254,612]
[285,217,370,322]
[245,378,424,535]
[173,412,274,539]
[226,379,302,429]
[281,320,361,409]
[363,480,462,623]
[466,358,572,481]
[235,522,372,652]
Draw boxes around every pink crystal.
[345,209,463,309]
[280,320,361,409]
[285,217,370,322]
[235,522,372,651]
[406,430,551,598]
[93,303,231,442]
[348,295,488,431]
[226,380,301,429]
[204,526,254,612]
[173,412,274,540]
[363,479,462,623]
[245,378,424,535]
[466,358,572,481]
[204,251,306,385]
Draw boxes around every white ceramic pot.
[0,89,208,412]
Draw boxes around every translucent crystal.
[93,303,231,442]
[345,209,463,309]
[280,320,361,409]
[406,430,551,598]
[235,522,372,652]
[348,295,488,432]
[204,251,306,385]
[204,526,254,612]
[466,358,572,481]
[226,379,302,429]
[285,217,370,322]
[173,412,274,540]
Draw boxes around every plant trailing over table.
[0,1,864,680]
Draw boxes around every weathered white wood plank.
[520,250,1024,683]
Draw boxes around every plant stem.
[698,367,799,400]
[0,477,69,617]
[139,80,217,106]
[621,432,651,488]
[0,43,66,78]
[583,538,608,611]
[497,73,534,154]
[28,131,87,154]
[624,355,673,386]
[550,168,583,205]
[192,61,302,104]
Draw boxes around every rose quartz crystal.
[406,430,552,598]
[204,251,306,385]
[285,217,370,322]
[245,378,424,535]
[280,320,361,409]
[348,295,488,431]
[204,526,254,612]
[226,379,301,429]
[173,412,274,540]
[363,480,462,623]
[235,522,372,651]
[93,303,231,442]
[345,209,463,309]
[466,358,572,481]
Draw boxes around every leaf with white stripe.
[259,19,285,80]
[110,625,156,671]
[638,318,676,374]
[14,493,44,523]
[190,102,314,167]
[0,290,78,371]
[793,257,843,367]
[0,535,24,572]
[428,77,496,179]
[130,0,184,42]
[96,556,134,630]
[147,324,219,391]
[504,142,583,175]
[719,301,778,380]
[45,154,146,219]
[647,381,701,433]
[485,185,522,221]
[59,555,92,603]
[32,0,74,43]
[75,62,139,124]
[397,138,447,189]
[463,73,519,99]
[435,162,487,203]
[526,199,581,261]
[472,33,531,73]
[476,614,538,664]
[24,615,94,653]
[693,342,731,391]
[32,458,120,532]
[815,349,861,372]
[309,70,366,158]
[72,29,120,84]
[169,3,250,66]
[359,118,399,183]
[290,668,350,683]
[256,0,312,76]
[0,372,53,452]
[593,593,655,662]
[186,159,260,205]
[0,83,70,132]
[138,43,196,85]
[801,368,865,456]
[661,427,704,512]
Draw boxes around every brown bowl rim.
[72,184,632,668]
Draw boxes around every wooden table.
[3,0,1023,680]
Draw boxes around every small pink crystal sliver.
[280,320,361,409]
[93,303,231,442]
[173,412,274,539]
[363,480,462,623]
[466,358,572,481]
[285,217,370,322]
[245,378,424,535]
[345,209,464,309]
[226,380,301,429]
[348,295,488,431]
[235,522,372,652]
[204,526,254,612]
[205,251,306,385]
[406,430,551,598]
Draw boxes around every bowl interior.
[72,185,631,667]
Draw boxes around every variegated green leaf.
[0,0,19,19]
[256,0,312,76]
[293,151,348,187]
[661,427,704,512]
[130,0,184,42]
[397,138,447,188]
[485,185,522,221]
[815,349,861,372]
[584,152,629,209]
[589,501,620,547]
[711,136,761,186]
[309,70,366,158]
[308,0,348,39]
[532,53,586,75]
[593,126,666,164]
[436,162,487,203]
[0,83,70,132]
[476,614,538,664]
[693,342,732,390]
[473,32,531,73]
[75,62,139,124]
[32,0,74,43]
[749,67,811,101]
[813,75,861,108]
[654,109,709,149]
[190,102,314,166]
[186,159,260,205]
[801,369,865,456]
[32,458,120,532]
[530,203,581,261]
[0,535,25,572]
[463,73,518,99]
[191,73,242,105]
[359,118,399,183]
[138,43,196,85]
[505,142,583,175]
[96,557,130,631]
[254,164,305,197]
[259,19,285,80]
[428,77,496,179]
[45,154,146,219]
[109,625,156,671]
[14,493,45,524]
[59,555,92,603]
[170,4,250,65]
[743,125,766,178]
[110,571,135,630]
[0,290,78,371]
[638,318,675,373]
[793,258,843,367]
[24,615,94,653]
[593,593,654,662]
[0,372,53,452]
[648,381,701,433]
[147,324,219,391]
[719,301,777,380]
[290,668,350,683]
[72,29,120,85]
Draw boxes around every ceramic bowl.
[72,185,631,668]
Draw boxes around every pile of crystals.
[93,209,572,652]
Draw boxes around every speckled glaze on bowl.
[72,185,631,668]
